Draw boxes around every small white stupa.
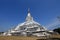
[3,8,52,36]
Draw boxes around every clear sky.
[0,0,60,32]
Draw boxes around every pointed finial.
[28,8,30,13]
[26,8,33,22]
[27,8,31,17]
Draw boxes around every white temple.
[3,8,53,37]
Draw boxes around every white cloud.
[45,18,60,30]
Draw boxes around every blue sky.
[0,0,60,32]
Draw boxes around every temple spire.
[26,8,33,22]
[28,8,30,13]
[27,8,31,17]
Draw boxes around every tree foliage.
[53,28,60,34]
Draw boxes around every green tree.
[53,28,60,34]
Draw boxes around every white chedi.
[3,9,51,36]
